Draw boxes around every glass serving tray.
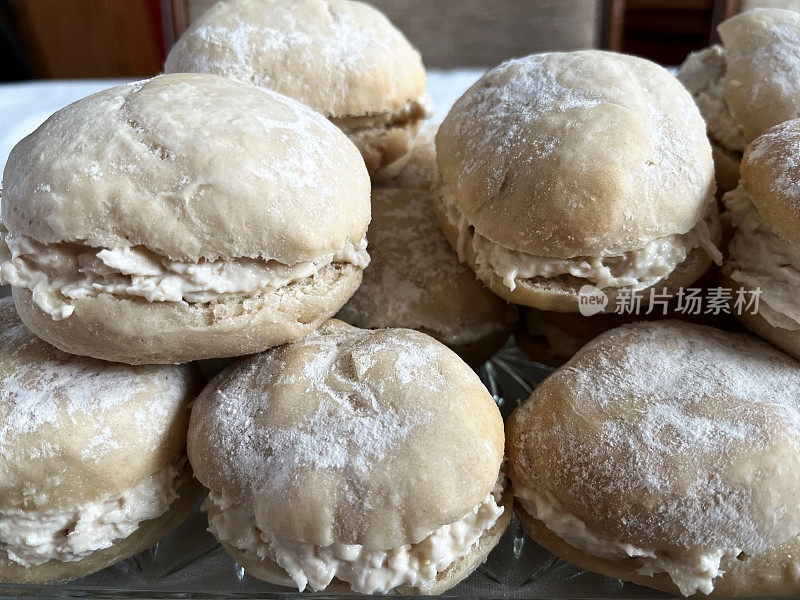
[0,316,676,599]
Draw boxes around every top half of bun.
[740,118,800,246]
[1,73,370,264]
[165,0,426,119]
[0,298,199,512]
[436,50,714,258]
[188,320,503,551]
[718,8,800,145]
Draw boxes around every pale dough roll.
[337,188,517,366]
[165,0,431,180]
[508,320,800,597]
[435,50,720,310]
[0,297,201,583]
[677,9,800,192]
[0,73,371,363]
[189,320,508,594]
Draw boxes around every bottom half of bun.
[12,262,362,364]
[0,469,201,585]
[721,272,800,362]
[435,201,717,313]
[515,500,800,598]
[222,490,512,596]
[513,270,741,368]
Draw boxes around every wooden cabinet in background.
[606,0,739,65]
[176,0,741,68]
[10,0,165,79]
[7,0,798,82]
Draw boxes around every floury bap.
[678,9,800,192]
[0,73,371,364]
[0,298,200,584]
[508,320,800,597]
[435,51,722,312]
[188,320,510,594]
[722,117,800,359]
[165,0,431,181]
[337,188,517,366]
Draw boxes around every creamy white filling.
[724,185,800,330]
[0,456,185,567]
[677,45,747,153]
[439,189,722,292]
[515,485,740,597]
[206,490,504,594]
[0,228,370,320]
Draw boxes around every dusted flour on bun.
[189,320,509,594]
[165,0,431,180]
[0,298,200,584]
[337,188,516,365]
[436,51,721,312]
[508,320,800,597]
[0,73,371,364]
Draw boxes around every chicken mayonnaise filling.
[0,456,186,567]
[724,184,800,330]
[205,487,504,594]
[438,189,721,292]
[0,227,370,320]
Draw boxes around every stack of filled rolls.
[1,0,799,595]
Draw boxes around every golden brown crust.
[12,262,362,365]
[0,470,201,585]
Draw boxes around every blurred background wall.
[1,0,798,82]
[0,0,167,80]
[184,0,603,68]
